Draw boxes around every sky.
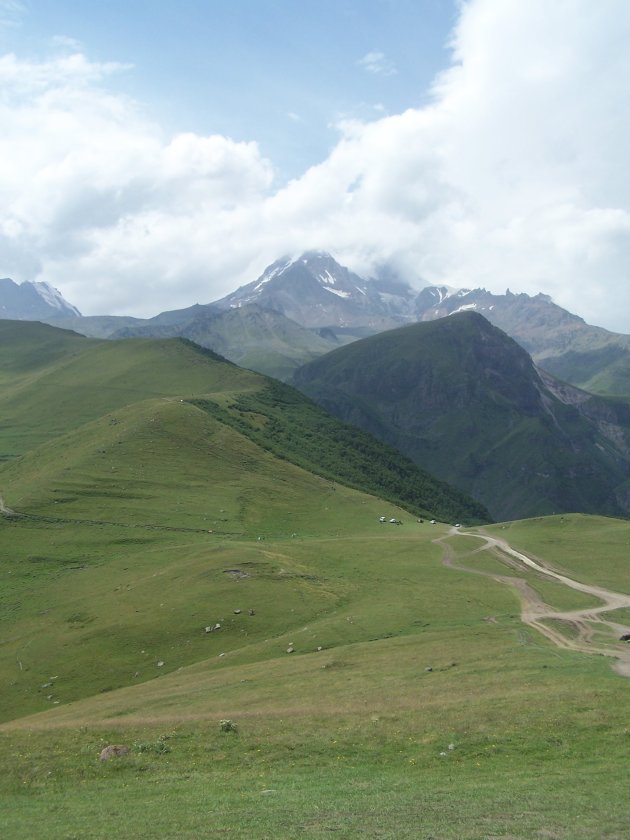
[1,0,630,332]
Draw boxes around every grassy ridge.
[191,378,490,525]
[1,398,374,533]
[0,321,486,523]
[0,329,259,458]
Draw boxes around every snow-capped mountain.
[211,254,630,396]
[5,251,627,398]
[414,285,593,356]
[415,285,545,321]
[413,284,468,316]
[413,285,630,395]
[213,251,417,329]
[0,277,81,321]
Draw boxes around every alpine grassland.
[2,323,630,838]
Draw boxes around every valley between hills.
[2,269,630,837]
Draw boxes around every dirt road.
[435,528,630,677]
[0,494,15,516]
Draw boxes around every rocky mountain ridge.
[3,251,630,394]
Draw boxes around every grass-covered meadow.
[3,514,630,838]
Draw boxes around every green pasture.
[3,510,630,837]
[2,616,630,839]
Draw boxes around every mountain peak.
[0,277,81,321]
[293,312,630,521]
[212,252,418,329]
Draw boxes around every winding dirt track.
[0,494,14,516]
[434,528,630,677]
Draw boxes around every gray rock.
[99,744,130,761]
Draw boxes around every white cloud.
[0,1,24,30]
[0,50,274,314]
[1,1,630,332]
[357,50,397,77]
[271,0,630,332]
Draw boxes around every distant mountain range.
[111,304,338,383]
[3,252,630,394]
[212,253,630,397]
[3,254,630,521]
[292,312,630,521]
[3,253,622,392]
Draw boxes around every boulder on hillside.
[99,744,130,761]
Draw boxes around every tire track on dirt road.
[435,528,630,677]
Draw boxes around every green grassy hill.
[2,396,429,723]
[292,312,630,521]
[0,321,487,524]
[0,323,260,458]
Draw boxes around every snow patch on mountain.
[430,285,462,304]
[450,303,478,314]
[254,259,292,291]
[318,270,337,286]
[29,281,81,316]
[324,287,351,299]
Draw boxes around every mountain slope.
[0,322,257,458]
[0,320,488,722]
[110,303,338,380]
[292,312,630,520]
[416,286,630,398]
[0,320,487,523]
[0,394,435,721]
[213,251,415,329]
[0,277,81,320]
